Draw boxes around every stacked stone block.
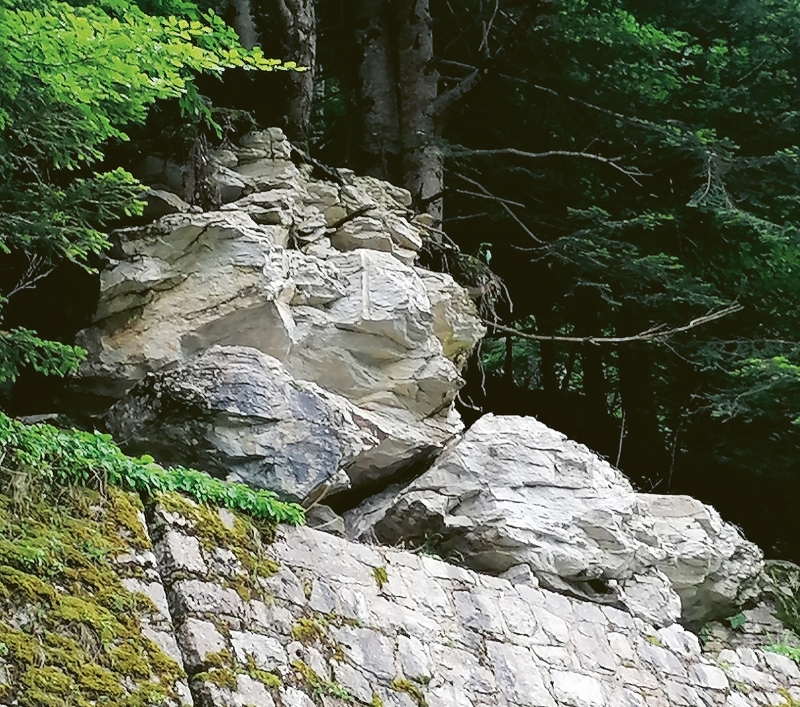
[150,495,800,707]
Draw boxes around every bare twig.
[667,419,683,491]
[433,1,547,121]
[457,147,647,185]
[5,254,55,299]
[615,410,626,467]
[526,82,670,135]
[479,0,500,56]
[415,221,464,253]
[329,205,376,230]
[444,212,491,222]
[483,304,743,345]
[452,188,527,208]
[453,172,545,244]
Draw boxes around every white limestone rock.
[75,150,482,494]
[345,414,763,627]
[75,209,296,401]
[417,268,487,361]
[638,494,763,625]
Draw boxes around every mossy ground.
[0,475,184,706]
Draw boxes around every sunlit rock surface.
[74,128,484,499]
[345,414,763,628]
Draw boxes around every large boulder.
[75,209,296,402]
[106,346,378,502]
[344,414,763,627]
[638,494,763,625]
[73,130,484,494]
[105,345,471,504]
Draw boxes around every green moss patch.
[155,491,280,599]
[192,653,281,694]
[766,561,800,639]
[0,479,184,707]
[372,566,388,590]
[292,659,353,702]
[390,678,427,707]
[291,616,328,644]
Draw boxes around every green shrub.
[765,644,800,665]
[0,413,304,525]
[765,562,800,637]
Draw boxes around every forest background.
[3,0,800,561]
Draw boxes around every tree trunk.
[617,343,670,489]
[231,0,258,49]
[277,0,316,149]
[395,0,443,223]
[504,334,514,384]
[581,304,608,452]
[539,340,557,395]
[350,0,401,181]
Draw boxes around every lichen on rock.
[0,479,191,706]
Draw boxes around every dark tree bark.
[581,304,608,452]
[276,0,316,149]
[395,0,443,222]
[504,333,514,384]
[350,0,401,180]
[617,343,670,489]
[348,0,548,223]
[231,0,258,49]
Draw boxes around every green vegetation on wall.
[0,411,304,704]
[0,0,291,385]
[0,479,181,706]
[0,413,305,525]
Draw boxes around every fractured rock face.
[106,346,378,502]
[76,209,296,401]
[105,345,470,504]
[344,414,763,627]
[638,494,763,625]
[74,130,484,498]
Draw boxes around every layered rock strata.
[74,128,484,503]
[345,415,764,628]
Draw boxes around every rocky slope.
[1,483,798,707]
[345,415,763,629]
[74,128,484,505]
[6,128,798,706]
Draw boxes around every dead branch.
[484,304,743,345]
[458,147,647,185]
[479,0,500,56]
[433,68,487,119]
[433,1,548,122]
[5,254,55,300]
[452,188,527,208]
[453,172,545,244]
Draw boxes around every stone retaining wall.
[151,495,800,707]
[2,487,797,706]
